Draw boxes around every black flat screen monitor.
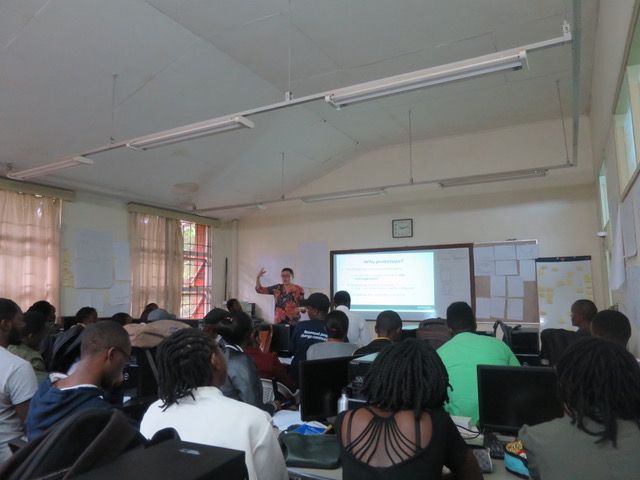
[477,365,563,435]
[269,324,291,354]
[300,356,352,421]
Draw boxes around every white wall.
[60,194,232,316]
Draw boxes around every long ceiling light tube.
[438,169,548,188]
[126,115,254,151]
[7,156,94,180]
[301,188,386,203]
[325,50,528,108]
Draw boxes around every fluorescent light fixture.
[438,169,547,188]
[302,188,386,203]
[126,115,254,151]
[326,50,528,108]
[7,156,94,180]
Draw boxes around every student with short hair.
[26,321,131,440]
[140,329,288,480]
[290,293,331,378]
[570,299,598,335]
[110,312,133,326]
[353,310,402,356]
[8,311,49,383]
[337,339,482,480]
[0,298,38,464]
[437,301,519,423]
[226,298,244,313]
[333,290,370,347]
[139,303,159,323]
[591,309,632,347]
[307,310,359,360]
[519,337,640,480]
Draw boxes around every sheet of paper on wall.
[113,241,131,281]
[507,276,524,298]
[516,243,539,260]
[621,198,637,258]
[257,255,296,286]
[76,291,105,314]
[105,304,130,316]
[494,244,516,260]
[473,246,495,276]
[297,242,329,289]
[495,260,518,276]
[490,297,506,319]
[475,298,491,319]
[507,298,524,321]
[74,230,113,262]
[109,283,131,305]
[74,259,113,289]
[490,275,506,297]
[519,260,536,281]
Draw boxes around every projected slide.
[334,251,435,314]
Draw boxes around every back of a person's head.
[375,310,402,337]
[591,310,632,347]
[217,311,253,345]
[140,303,159,322]
[364,338,449,416]
[110,312,133,326]
[572,299,598,323]
[22,311,47,338]
[80,321,130,358]
[445,301,476,333]
[0,298,20,321]
[156,329,216,408]
[28,300,56,320]
[76,306,98,325]
[226,298,240,311]
[326,310,349,340]
[333,291,351,309]
[557,337,640,446]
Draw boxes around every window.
[180,221,212,319]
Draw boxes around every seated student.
[27,300,57,325]
[146,308,176,322]
[202,307,231,350]
[437,301,519,423]
[591,309,632,348]
[244,323,296,391]
[226,298,244,314]
[290,293,330,380]
[140,329,288,480]
[519,337,640,480]
[337,339,482,480]
[333,290,370,347]
[571,298,598,336]
[0,299,38,464]
[353,310,402,356]
[139,302,159,323]
[110,312,133,326]
[217,312,276,414]
[8,311,48,384]
[26,321,131,440]
[307,310,358,360]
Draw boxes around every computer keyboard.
[482,431,506,459]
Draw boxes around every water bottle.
[337,388,349,414]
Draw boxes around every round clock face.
[393,219,412,237]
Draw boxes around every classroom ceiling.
[0,0,598,217]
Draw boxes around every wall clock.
[392,218,413,238]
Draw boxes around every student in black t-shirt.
[290,293,330,383]
[336,339,482,480]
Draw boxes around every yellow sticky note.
[577,266,584,271]
[552,267,559,272]
[576,288,584,294]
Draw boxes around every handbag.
[278,432,341,469]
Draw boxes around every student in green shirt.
[437,302,519,424]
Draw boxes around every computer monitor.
[477,365,563,435]
[269,324,291,355]
[401,323,419,340]
[299,356,352,421]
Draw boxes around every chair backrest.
[416,318,452,350]
[540,328,580,366]
[261,378,275,404]
[258,325,273,353]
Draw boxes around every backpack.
[44,325,85,373]
[0,409,147,480]
[416,318,452,349]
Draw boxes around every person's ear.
[0,318,10,333]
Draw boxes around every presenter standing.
[255,267,305,325]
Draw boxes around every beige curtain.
[0,189,61,310]
[129,212,183,317]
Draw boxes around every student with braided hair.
[519,337,640,480]
[336,339,482,479]
[140,329,287,480]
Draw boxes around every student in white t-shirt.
[140,329,287,480]
[0,298,38,464]
[333,290,370,347]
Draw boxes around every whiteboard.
[536,256,594,330]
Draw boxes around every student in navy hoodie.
[26,321,131,440]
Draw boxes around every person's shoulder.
[1,346,34,373]
[519,416,568,443]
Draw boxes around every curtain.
[0,189,61,310]
[129,212,183,317]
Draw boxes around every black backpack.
[0,409,150,479]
